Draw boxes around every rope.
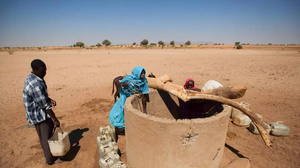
[121,80,141,95]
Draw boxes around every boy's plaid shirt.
[23,73,51,125]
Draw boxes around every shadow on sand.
[225,143,248,159]
[61,128,89,161]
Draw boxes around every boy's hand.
[51,99,56,106]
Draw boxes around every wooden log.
[188,94,272,147]
[202,85,247,99]
[147,75,272,147]
[147,75,247,99]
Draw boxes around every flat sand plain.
[0,48,300,168]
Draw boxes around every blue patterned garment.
[23,73,52,125]
[109,66,149,129]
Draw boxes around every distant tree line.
[72,39,194,48]
[69,40,298,49]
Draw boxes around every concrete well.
[124,90,231,168]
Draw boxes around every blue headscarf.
[120,66,147,85]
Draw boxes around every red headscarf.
[184,78,198,89]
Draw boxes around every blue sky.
[0,0,299,47]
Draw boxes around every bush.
[102,39,111,46]
[75,42,85,48]
[8,50,14,55]
[185,41,191,45]
[158,41,164,46]
[236,45,243,49]
[170,41,175,47]
[140,39,149,46]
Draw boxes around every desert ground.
[0,47,300,168]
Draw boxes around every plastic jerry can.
[111,161,127,168]
[233,114,251,127]
[99,151,120,168]
[100,126,116,142]
[248,122,271,135]
[269,122,290,136]
[99,141,119,157]
[231,108,242,118]
[48,129,70,156]
[99,156,116,168]
[240,101,250,108]
[231,101,250,119]
[97,134,112,146]
[106,151,120,161]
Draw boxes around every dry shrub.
[8,50,14,55]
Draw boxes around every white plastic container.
[100,126,116,142]
[97,134,112,146]
[248,122,271,135]
[99,141,119,157]
[233,114,251,127]
[111,161,127,168]
[106,151,120,160]
[231,108,243,118]
[99,156,116,168]
[240,101,250,108]
[231,101,250,119]
[270,122,290,136]
[202,80,223,91]
[99,151,120,168]
[48,130,70,156]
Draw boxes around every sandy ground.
[0,48,299,168]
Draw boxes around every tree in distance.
[132,42,136,45]
[158,40,164,46]
[140,39,149,46]
[185,41,191,45]
[236,45,243,49]
[75,41,85,48]
[96,43,102,47]
[102,39,111,46]
[235,42,240,46]
[170,40,175,47]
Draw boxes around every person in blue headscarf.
[109,66,149,139]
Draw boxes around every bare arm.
[47,98,59,127]
[46,109,60,127]
[142,94,149,114]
